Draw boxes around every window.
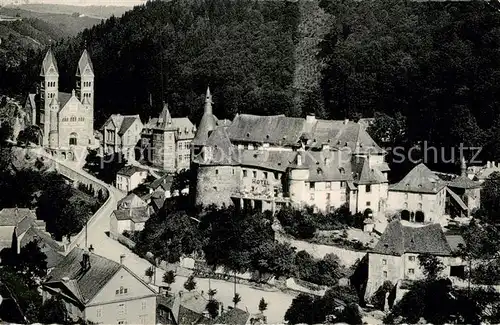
[215,169,219,175]
[405,193,409,200]
[70,116,77,122]
[310,182,315,190]
[340,181,346,188]
[97,308,102,318]
[382,259,387,265]
[366,201,371,207]
[117,303,126,317]
[408,268,415,275]
[116,286,128,295]
[243,170,248,177]
[139,315,147,324]
[326,182,331,190]
[178,155,183,162]
[329,206,335,213]
[232,169,235,175]
[403,202,408,209]
[419,194,423,201]
[408,256,415,262]
[417,203,423,210]
[263,172,268,179]
[184,154,190,161]
[141,300,147,310]
[118,321,127,325]
[366,184,372,193]
[310,193,315,201]
[326,193,331,201]
[383,271,387,278]
[253,171,257,178]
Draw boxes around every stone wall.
[195,165,240,207]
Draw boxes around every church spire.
[40,48,59,77]
[158,102,172,126]
[204,86,213,115]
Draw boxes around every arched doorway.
[69,133,78,146]
[415,211,425,223]
[401,210,410,221]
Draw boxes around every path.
[54,157,296,323]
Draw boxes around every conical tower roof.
[158,102,172,125]
[49,96,58,107]
[76,49,94,77]
[193,87,217,146]
[40,48,59,77]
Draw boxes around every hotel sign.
[252,179,270,186]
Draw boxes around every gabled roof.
[147,175,174,191]
[351,156,387,185]
[159,291,210,325]
[117,193,147,210]
[435,172,481,189]
[117,165,147,177]
[101,114,141,136]
[20,227,65,268]
[389,163,447,194]
[40,49,58,77]
[113,207,150,223]
[209,308,250,325]
[0,208,37,227]
[44,248,122,304]
[76,49,94,77]
[372,220,452,256]
[58,92,73,109]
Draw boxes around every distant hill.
[6,3,136,19]
[0,7,101,36]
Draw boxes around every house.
[42,247,157,324]
[24,49,96,154]
[116,165,148,192]
[193,87,390,219]
[156,291,211,325]
[471,161,500,183]
[101,114,144,161]
[387,164,448,225]
[141,103,196,172]
[110,207,151,238]
[0,208,64,268]
[364,220,465,299]
[210,307,251,325]
[117,193,148,210]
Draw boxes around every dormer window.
[339,167,345,174]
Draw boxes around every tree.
[183,275,196,292]
[38,296,68,324]
[418,253,445,279]
[145,267,154,283]
[0,121,13,143]
[233,293,241,307]
[162,270,176,292]
[478,172,500,223]
[284,293,315,325]
[17,126,40,145]
[15,240,48,281]
[258,297,268,313]
[206,299,219,319]
[335,303,363,324]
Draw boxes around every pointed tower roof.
[192,87,218,146]
[40,49,59,77]
[49,96,58,107]
[76,49,94,77]
[158,102,172,125]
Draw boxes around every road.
[67,163,296,323]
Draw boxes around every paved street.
[69,165,296,323]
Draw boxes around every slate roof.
[239,150,297,172]
[372,220,452,256]
[58,92,73,109]
[193,88,218,146]
[147,175,174,192]
[389,163,447,194]
[76,49,94,77]
[435,172,481,189]
[117,193,147,210]
[446,235,466,253]
[225,115,384,154]
[40,49,58,76]
[117,165,147,177]
[209,308,251,325]
[20,227,64,268]
[0,208,37,227]
[113,207,150,223]
[101,114,141,136]
[159,291,211,325]
[45,248,122,304]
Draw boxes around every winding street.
[58,158,296,323]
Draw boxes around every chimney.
[82,249,90,270]
[488,161,492,168]
[179,290,183,298]
[306,113,316,123]
[62,276,70,282]
[15,207,18,217]
[344,118,349,125]
[120,254,125,264]
[297,153,302,166]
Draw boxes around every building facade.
[42,248,157,324]
[365,220,465,299]
[141,103,195,172]
[116,166,149,193]
[192,88,390,218]
[25,49,95,152]
[101,114,143,161]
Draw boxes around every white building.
[116,165,148,193]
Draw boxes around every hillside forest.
[2,0,500,173]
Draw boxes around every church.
[24,49,96,154]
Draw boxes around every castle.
[192,88,390,218]
[24,49,96,154]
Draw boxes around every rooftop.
[117,193,147,210]
[117,165,148,177]
[389,163,447,194]
[113,207,150,223]
[102,114,141,136]
[372,220,452,256]
[0,208,37,227]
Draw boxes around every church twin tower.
[36,49,95,149]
